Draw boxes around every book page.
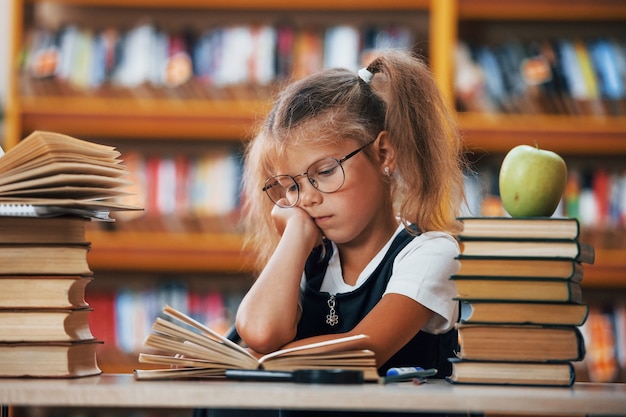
[138,353,234,369]
[263,350,375,367]
[142,332,253,368]
[0,131,121,174]
[0,162,127,187]
[258,334,368,364]
[163,305,253,358]
[0,174,131,193]
[134,367,224,380]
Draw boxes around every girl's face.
[274,138,392,245]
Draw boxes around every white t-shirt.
[303,224,460,334]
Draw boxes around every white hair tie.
[358,68,373,84]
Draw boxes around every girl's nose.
[297,177,322,207]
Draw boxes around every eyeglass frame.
[262,137,378,208]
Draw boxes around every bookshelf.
[5,0,626,377]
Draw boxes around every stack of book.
[0,131,140,377]
[447,216,595,387]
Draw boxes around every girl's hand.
[271,200,323,249]
[236,200,322,353]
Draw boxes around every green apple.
[499,144,567,217]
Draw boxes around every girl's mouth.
[314,215,332,225]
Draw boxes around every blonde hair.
[242,50,466,272]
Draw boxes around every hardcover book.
[447,359,575,387]
[452,277,582,303]
[458,239,594,265]
[0,308,95,342]
[0,216,88,244]
[455,324,585,362]
[0,275,92,309]
[460,301,589,326]
[0,340,102,378]
[458,216,581,240]
[0,244,91,275]
[454,257,584,281]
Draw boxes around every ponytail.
[364,52,466,234]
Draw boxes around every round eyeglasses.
[262,138,377,208]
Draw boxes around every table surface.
[1,374,625,415]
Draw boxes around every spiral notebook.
[0,203,111,220]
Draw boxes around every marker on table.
[382,367,437,384]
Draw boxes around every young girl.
[236,49,466,397]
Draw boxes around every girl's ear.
[374,131,397,176]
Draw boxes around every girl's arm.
[275,293,434,367]
[236,206,322,354]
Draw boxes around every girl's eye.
[286,183,298,194]
[315,163,339,178]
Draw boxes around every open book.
[134,305,379,381]
[0,130,142,219]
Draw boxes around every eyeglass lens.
[264,158,346,207]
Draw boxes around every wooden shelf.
[458,113,626,155]
[458,0,626,20]
[17,99,626,154]
[86,230,252,273]
[583,249,626,289]
[22,0,429,10]
[18,96,271,141]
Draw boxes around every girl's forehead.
[273,142,336,173]
[272,138,357,174]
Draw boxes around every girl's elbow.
[235,317,295,354]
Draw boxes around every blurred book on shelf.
[454,36,626,116]
[20,21,414,100]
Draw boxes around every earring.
[384,167,391,176]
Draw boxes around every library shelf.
[457,0,626,20]
[86,230,252,273]
[458,113,626,155]
[18,96,271,141]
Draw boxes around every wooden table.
[1,374,625,415]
